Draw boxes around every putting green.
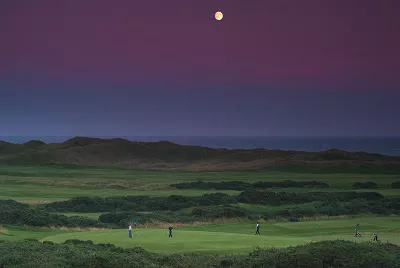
[42,229,310,253]
[42,217,400,253]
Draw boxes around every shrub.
[191,205,249,219]
[253,180,329,189]
[171,180,329,191]
[237,190,384,206]
[44,193,237,213]
[0,240,398,268]
[391,181,400,189]
[0,200,102,228]
[352,181,379,189]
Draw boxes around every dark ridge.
[24,140,46,146]
[0,136,399,170]
[61,136,108,147]
[0,140,12,145]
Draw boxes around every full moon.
[214,11,223,21]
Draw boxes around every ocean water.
[1,136,400,156]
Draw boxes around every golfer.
[373,233,378,241]
[128,224,133,239]
[255,223,260,235]
[168,226,173,238]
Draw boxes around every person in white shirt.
[255,223,260,235]
[128,224,133,239]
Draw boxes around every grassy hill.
[1,136,400,171]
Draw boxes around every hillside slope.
[1,137,399,171]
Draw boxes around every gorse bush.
[392,181,400,189]
[171,180,329,190]
[0,240,398,268]
[44,191,383,214]
[44,193,237,213]
[237,190,384,205]
[352,181,379,189]
[0,200,102,228]
[99,205,252,226]
[2,191,396,227]
[191,205,249,218]
[262,198,400,220]
[99,211,200,226]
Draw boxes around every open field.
[37,216,400,253]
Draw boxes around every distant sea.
[2,136,400,156]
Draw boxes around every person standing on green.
[168,226,173,238]
[255,223,260,235]
[128,224,133,239]
[373,233,378,241]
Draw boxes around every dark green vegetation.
[171,180,329,190]
[352,181,379,189]
[0,200,101,227]
[1,137,400,171]
[1,189,399,228]
[0,240,399,268]
[392,181,400,189]
[50,191,399,226]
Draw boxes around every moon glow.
[215,11,223,21]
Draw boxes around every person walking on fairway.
[168,226,173,238]
[128,223,133,239]
[255,223,260,235]
[355,229,361,237]
[373,233,378,241]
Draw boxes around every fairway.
[42,216,400,253]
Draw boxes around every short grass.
[0,165,399,203]
[40,216,400,254]
[0,226,69,242]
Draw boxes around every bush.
[0,200,102,228]
[0,240,398,268]
[237,190,384,206]
[253,180,329,189]
[99,206,251,226]
[352,182,379,189]
[171,180,329,191]
[44,190,385,215]
[263,197,400,219]
[391,181,400,189]
[44,193,237,213]
[191,205,249,219]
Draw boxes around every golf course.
[1,137,400,267]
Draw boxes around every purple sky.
[0,0,399,136]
